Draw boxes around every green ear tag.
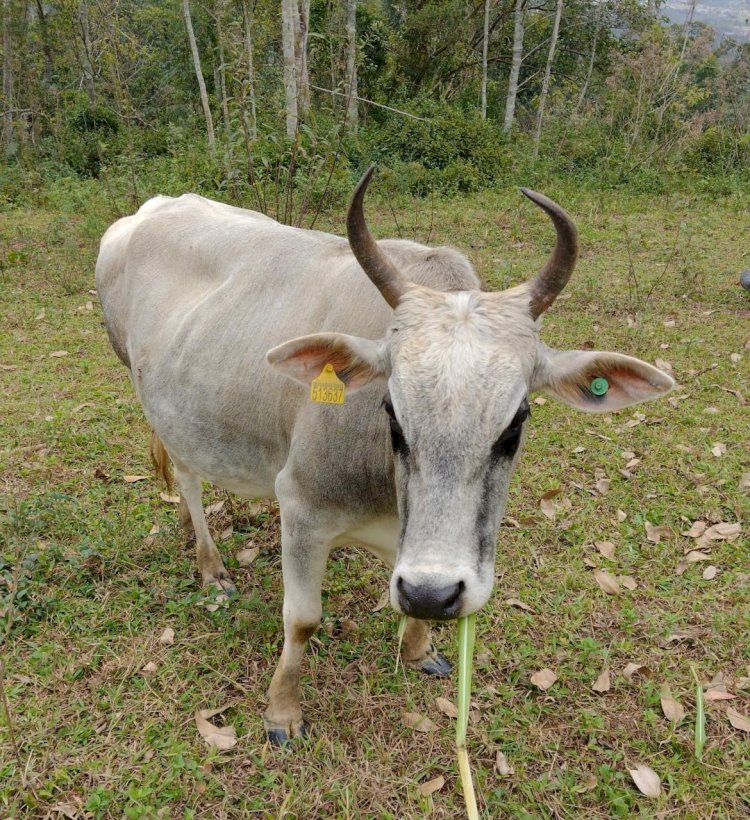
[590,377,609,396]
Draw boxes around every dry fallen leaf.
[204,500,225,516]
[495,751,515,776]
[697,522,741,546]
[727,707,750,732]
[504,597,535,613]
[593,569,620,595]
[655,358,673,373]
[711,442,726,457]
[401,712,438,733]
[623,663,651,680]
[417,775,445,796]
[616,509,627,523]
[682,520,707,538]
[236,547,259,566]
[592,667,611,693]
[372,588,390,612]
[195,707,238,750]
[619,575,638,590]
[704,689,736,701]
[629,764,661,798]
[702,565,718,580]
[660,684,685,723]
[575,772,598,794]
[0,363,18,371]
[530,668,558,691]
[740,473,750,493]
[595,541,616,560]
[435,697,458,719]
[160,491,181,504]
[645,522,670,544]
[141,661,158,675]
[123,475,149,483]
[48,350,69,358]
[340,618,358,635]
[596,478,611,495]
[533,396,547,405]
[685,550,711,563]
[158,627,175,645]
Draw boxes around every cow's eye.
[383,396,408,454]
[490,400,530,462]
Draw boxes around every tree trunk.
[281,0,298,137]
[1,0,13,148]
[182,0,216,157]
[241,0,257,140]
[480,0,490,119]
[34,0,54,88]
[532,0,563,156]
[78,0,96,103]
[214,0,230,138]
[345,0,357,130]
[295,0,310,119]
[502,0,524,133]
[574,5,599,115]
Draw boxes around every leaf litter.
[195,704,238,750]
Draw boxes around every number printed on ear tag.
[310,363,346,405]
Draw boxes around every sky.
[662,0,750,41]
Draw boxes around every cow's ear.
[266,333,388,392]
[533,346,675,412]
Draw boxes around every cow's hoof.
[265,721,306,747]
[413,651,452,677]
[203,574,238,597]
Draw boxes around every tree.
[345,0,357,130]
[1,0,12,149]
[241,0,257,140]
[182,0,216,157]
[533,0,564,155]
[295,0,310,119]
[503,0,525,132]
[480,0,490,119]
[78,0,96,103]
[281,0,298,137]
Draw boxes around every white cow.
[96,168,674,744]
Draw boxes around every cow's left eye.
[490,400,530,462]
[383,396,409,455]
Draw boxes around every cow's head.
[268,168,674,620]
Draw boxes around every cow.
[95,168,674,745]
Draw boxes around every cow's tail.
[149,431,173,494]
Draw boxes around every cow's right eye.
[383,397,408,454]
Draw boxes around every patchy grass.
[1,182,749,819]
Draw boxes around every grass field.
[1,180,749,818]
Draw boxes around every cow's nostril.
[397,576,465,620]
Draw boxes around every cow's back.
[96,193,479,503]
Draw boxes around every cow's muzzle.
[396,575,465,620]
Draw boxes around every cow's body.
[97,176,673,744]
[97,192,476,533]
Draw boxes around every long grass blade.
[691,665,705,762]
[395,614,407,674]
[457,614,479,819]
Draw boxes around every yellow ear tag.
[310,363,345,405]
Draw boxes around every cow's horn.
[521,188,579,319]
[347,166,410,309]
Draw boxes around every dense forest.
[1,0,749,213]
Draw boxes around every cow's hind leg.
[172,460,236,595]
[264,504,330,746]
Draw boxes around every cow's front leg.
[264,523,329,746]
[401,617,452,677]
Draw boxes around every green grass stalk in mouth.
[457,613,479,819]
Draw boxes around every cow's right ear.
[266,333,388,392]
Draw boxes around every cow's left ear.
[533,346,675,412]
[266,332,388,392]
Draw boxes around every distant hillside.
[664,0,750,41]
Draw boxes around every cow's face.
[383,286,537,618]
[267,169,675,619]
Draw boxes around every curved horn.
[521,188,579,319]
[347,166,409,309]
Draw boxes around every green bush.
[682,126,750,175]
